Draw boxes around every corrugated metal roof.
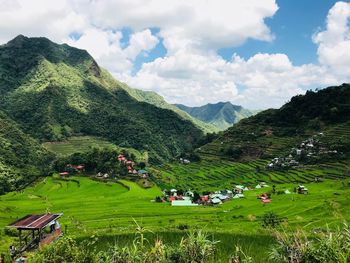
[8,214,62,230]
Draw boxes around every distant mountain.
[199,84,350,160]
[118,83,219,133]
[175,102,255,130]
[0,35,203,162]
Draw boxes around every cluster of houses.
[293,133,338,158]
[117,154,149,178]
[59,164,85,177]
[118,154,137,174]
[267,133,338,170]
[160,182,273,206]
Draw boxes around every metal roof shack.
[7,213,63,255]
[8,213,62,230]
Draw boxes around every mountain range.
[175,102,255,131]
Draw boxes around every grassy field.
[1,172,350,262]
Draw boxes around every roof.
[138,169,148,174]
[7,213,63,230]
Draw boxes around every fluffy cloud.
[0,0,86,44]
[80,0,278,53]
[124,29,159,60]
[313,1,350,76]
[0,0,349,109]
[124,51,333,109]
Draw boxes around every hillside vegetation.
[0,111,53,194]
[200,84,350,161]
[175,102,255,130]
[0,35,203,162]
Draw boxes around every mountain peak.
[175,102,254,130]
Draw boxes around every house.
[171,200,198,206]
[211,197,222,205]
[138,169,149,178]
[297,185,308,194]
[59,172,69,176]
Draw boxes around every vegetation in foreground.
[1,174,350,261]
[26,223,350,263]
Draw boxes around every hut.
[7,213,63,253]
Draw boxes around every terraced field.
[151,156,350,191]
[1,175,350,262]
[42,136,147,161]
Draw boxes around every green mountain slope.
[200,84,350,160]
[115,82,219,133]
[0,111,53,194]
[0,35,203,162]
[175,102,255,130]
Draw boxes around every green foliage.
[200,84,350,161]
[0,35,203,163]
[27,236,99,263]
[55,147,129,176]
[269,224,350,263]
[0,111,54,194]
[261,211,283,229]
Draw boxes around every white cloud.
[0,0,87,44]
[313,1,350,76]
[124,29,159,59]
[81,0,278,53]
[124,51,333,109]
[0,0,349,109]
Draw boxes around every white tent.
[255,185,262,189]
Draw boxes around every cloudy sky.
[0,0,349,109]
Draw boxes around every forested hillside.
[0,35,203,162]
[199,84,350,160]
[0,111,53,194]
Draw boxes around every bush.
[27,236,99,263]
[261,211,282,228]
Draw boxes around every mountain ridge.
[175,101,255,130]
[0,35,203,162]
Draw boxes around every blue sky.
[1,0,349,108]
[219,0,340,66]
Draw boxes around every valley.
[0,35,350,262]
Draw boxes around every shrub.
[261,211,282,228]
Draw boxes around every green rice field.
[1,170,350,262]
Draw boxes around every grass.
[1,171,350,262]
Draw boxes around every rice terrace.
[1,1,350,262]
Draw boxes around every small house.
[171,200,198,206]
[211,197,222,205]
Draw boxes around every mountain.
[199,84,350,160]
[0,111,53,194]
[0,35,203,162]
[116,83,219,133]
[175,102,255,130]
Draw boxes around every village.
[266,132,339,170]
[155,182,309,207]
[59,153,150,180]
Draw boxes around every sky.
[0,0,349,109]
